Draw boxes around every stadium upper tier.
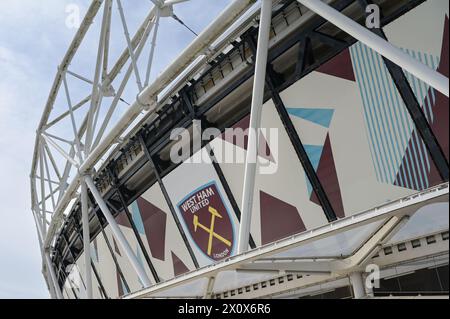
[30,0,449,299]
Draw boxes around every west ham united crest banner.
[177,181,236,261]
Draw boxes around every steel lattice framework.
[30,0,449,299]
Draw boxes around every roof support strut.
[84,175,152,288]
[296,0,449,97]
[238,0,273,254]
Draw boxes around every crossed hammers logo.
[193,206,231,256]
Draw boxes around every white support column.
[237,0,272,254]
[85,0,112,154]
[47,275,57,299]
[84,175,152,288]
[297,0,449,97]
[349,272,366,299]
[44,251,63,299]
[81,180,93,299]
[203,276,216,299]
[38,145,47,235]
[42,134,80,168]
[32,209,61,299]
[144,10,160,87]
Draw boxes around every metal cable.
[172,13,198,36]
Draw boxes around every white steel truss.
[30,0,449,299]
[30,0,259,299]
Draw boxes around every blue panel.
[287,107,334,128]
[304,145,324,196]
[130,201,145,236]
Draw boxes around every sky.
[0,0,231,299]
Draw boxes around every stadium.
[30,0,449,299]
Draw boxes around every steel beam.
[108,168,161,283]
[349,272,366,299]
[66,225,109,299]
[94,211,131,294]
[44,252,63,299]
[354,0,449,182]
[124,183,448,299]
[203,276,216,299]
[84,175,152,288]
[91,260,109,299]
[60,232,87,291]
[139,135,200,268]
[246,32,337,222]
[80,180,93,299]
[238,0,273,255]
[297,0,448,97]
[43,0,255,251]
[180,89,257,249]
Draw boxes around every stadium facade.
[30,0,449,299]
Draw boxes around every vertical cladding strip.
[352,0,448,187]
[365,44,401,183]
[376,25,449,183]
[352,43,391,183]
[383,59,448,186]
[350,42,435,190]
[404,50,436,171]
[139,135,200,269]
[374,50,412,188]
[350,45,383,183]
[400,52,428,190]
[389,56,417,189]
[362,44,398,183]
[375,54,406,188]
[372,49,405,182]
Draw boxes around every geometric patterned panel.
[350,42,440,190]
[310,134,345,218]
[260,190,306,245]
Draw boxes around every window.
[411,239,421,248]
[383,246,393,255]
[426,236,436,245]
